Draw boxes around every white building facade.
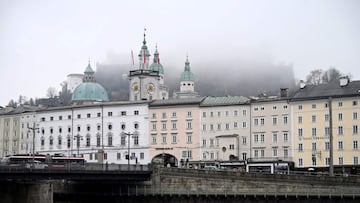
[35,101,150,164]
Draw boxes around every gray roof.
[0,105,38,116]
[291,80,360,101]
[200,96,250,107]
[149,97,205,107]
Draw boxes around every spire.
[153,44,160,64]
[184,55,191,71]
[138,28,150,69]
[83,60,95,82]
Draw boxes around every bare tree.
[322,67,342,83]
[46,87,58,98]
[306,69,323,85]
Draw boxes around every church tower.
[128,31,169,101]
[173,56,200,99]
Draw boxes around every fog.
[95,55,296,101]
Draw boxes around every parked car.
[25,161,48,169]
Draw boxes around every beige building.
[0,106,37,157]
[200,96,251,162]
[250,90,292,162]
[149,98,203,167]
[291,77,360,168]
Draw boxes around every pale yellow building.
[291,77,360,169]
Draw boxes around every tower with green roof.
[128,30,169,101]
[71,61,109,104]
[174,56,200,99]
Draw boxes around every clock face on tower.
[132,82,139,94]
[147,83,155,94]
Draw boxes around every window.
[134,110,139,115]
[152,135,156,144]
[225,123,230,130]
[210,112,214,117]
[325,114,329,121]
[338,126,344,135]
[50,116,54,121]
[353,125,358,135]
[242,122,247,128]
[108,134,113,146]
[162,134,167,144]
[260,118,265,125]
[325,102,328,108]
[254,150,258,158]
[298,105,303,110]
[97,113,101,117]
[210,139,214,147]
[172,133,177,144]
[229,144,235,150]
[260,150,265,157]
[188,111,192,117]
[354,112,358,120]
[242,110,246,116]
[254,118,259,126]
[121,135,126,146]
[312,143,316,151]
[273,148,277,156]
[234,110,238,116]
[325,142,330,150]
[86,135,90,147]
[298,158,303,167]
[284,149,288,158]
[338,113,343,121]
[58,136,62,146]
[298,116,302,124]
[77,114,81,119]
[96,134,101,147]
[210,124,214,131]
[108,112,112,116]
[87,126,91,131]
[97,125,101,131]
[260,134,264,142]
[217,111,221,117]
[325,127,330,136]
[121,111,126,116]
[152,113,156,119]
[50,128,53,134]
[59,116,62,120]
[254,134,259,143]
[339,157,343,165]
[134,123,139,129]
[202,124,206,131]
[312,115,316,123]
[326,157,330,165]
[172,112,177,117]
[353,101,358,106]
[242,137,247,145]
[140,153,144,160]
[272,133,277,143]
[283,116,288,125]
[312,128,317,137]
[134,135,139,145]
[117,153,121,160]
[312,104,316,109]
[108,124,112,130]
[41,117,45,122]
[187,121,192,130]
[162,113,166,119]
[353,140,358,150]
[338,141,343,150]
[338,102,343,107]
[354,157,359,165]
[68,115,71,119]
[59,127,62,133]
[272,117,277,125]
[217,123,221,130]
[187,133,192,144]
[87,113,91,118]
[234,122,238,128]
[67,136,71,148]
[283,105,288,109]
[272,105,277,110]
[172,122,177,130]
[202,112,206,117]
[283,133,288,142]
[162,122,167,130]
[298,128,303,137]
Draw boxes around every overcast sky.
[1,0,359,106]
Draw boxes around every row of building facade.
[1,76,359,169]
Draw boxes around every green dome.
[72,82,109,102]
[180,56,195,81]
[150,63,164,74]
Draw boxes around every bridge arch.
[151,153,178,167]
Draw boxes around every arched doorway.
[152,153,178,167]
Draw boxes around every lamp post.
[27,123,39,169]
[73,134,83,157]
[121,132,135,170]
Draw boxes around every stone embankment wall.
[152,167,360,196]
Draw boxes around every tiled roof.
[200,96,250,107]
[149,97,205,107]
[291,80,360,101]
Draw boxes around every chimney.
[339,76,350,87]
[299,80,306,89]
[280,88,289,97]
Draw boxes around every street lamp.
[121,132,135,170]
[73,134,83,157]
[27,123,39,169]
